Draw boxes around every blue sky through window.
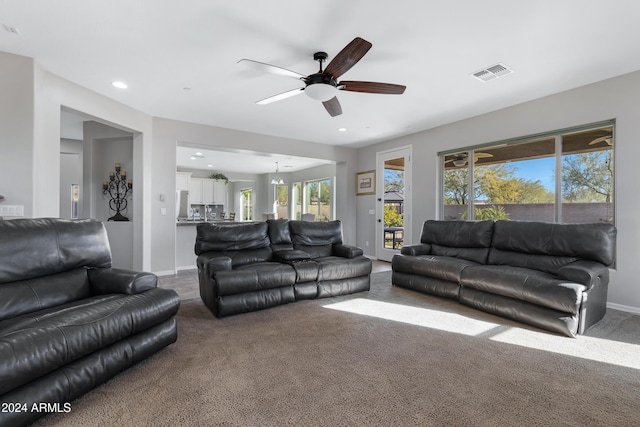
[508,157,555,191]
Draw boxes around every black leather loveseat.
[0,218,181,427]
[392,220,616,337]
[196,219,371,317]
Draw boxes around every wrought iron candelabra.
[102,163,132,221]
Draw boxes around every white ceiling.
[4,1,640,149]
[176,146,333,174]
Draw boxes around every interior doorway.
[376,146,412,262]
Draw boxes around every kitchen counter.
[176,220,235,226]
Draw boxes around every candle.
[121,170,127,178]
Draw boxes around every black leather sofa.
[0,218,181,427]
[196,219,371,317]
[392,220,616,337]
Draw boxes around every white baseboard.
[607,302,640,315]
[154,270,177,277]
[176,265,197,272]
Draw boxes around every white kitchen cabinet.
[188,178,204,204]
[202,179,215,205]
[213,180,226,205]
[176,172,191,191]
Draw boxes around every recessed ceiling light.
[207,164,213,168]
[112,81,128,89]
[189,156,196,160]
[338,128,347,132]
[195,152,203,156]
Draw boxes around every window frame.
[439,120,615,224]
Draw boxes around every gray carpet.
[36,271,640,426]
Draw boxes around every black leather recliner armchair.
[0,218,181,427]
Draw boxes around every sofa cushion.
[461,265,586,315]
[0,268,90,321]
[0,218,111,284]
[491,220,616,266]
[487,248,579,275]
[315,256,372,281]
[290,220,343,259]
[267,219,293,251]
[430,244,490,265]
[213,262,296,296]
[195,222,271,255]
[289,220,343,245]
[420,220,494,248]
[0,288,180,396]
[392,254,479,283]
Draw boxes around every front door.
[376,146,412,262]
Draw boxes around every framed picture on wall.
[356,170,375,195]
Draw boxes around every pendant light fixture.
[270,162,284,185]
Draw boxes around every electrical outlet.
[160,208,167,216]
[0,205,24,217]
[366,241,369,246]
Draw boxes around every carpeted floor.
[36,270,640,426]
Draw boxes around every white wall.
[0,51,154,270]
[150,118,359,273]
[356,70,640,313]
[0,52,34,216]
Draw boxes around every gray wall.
[4,48,640,312]
[150,118,358,274]
[355,70,640,313]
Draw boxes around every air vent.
[2,24,20,36]
[472,63,514,82]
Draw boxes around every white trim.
[154,269,178,276]
[607,302,640,315]
[176,265,197,272]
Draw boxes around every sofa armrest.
[88,268,157,295]
[333,244,364,258]
[273,250,311,263]
[198,255,232,274]
[557,260,610,289]
[401,244,431,256]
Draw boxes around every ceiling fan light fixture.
[452,158,467,167]
[304,83,337,102]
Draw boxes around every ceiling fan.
[238,37,406,117]
[445,152,493,167]
[588,136,613,146]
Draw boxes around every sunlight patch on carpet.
[323,298,502,336]
[324,299,640,370]
[489,328,640,370]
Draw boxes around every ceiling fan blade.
[322,96,342,117]
[256,88,304,105]
[238,59,306,80]
[588,136,613,146]
[339,81,406,94]
[323,37,372,79]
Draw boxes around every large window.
[293,182,302,220]
[441,123,614,224]
[241,188,253,221]
[276,184,288,219]
[304,178,332,221]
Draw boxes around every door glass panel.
[383,157,405,250]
